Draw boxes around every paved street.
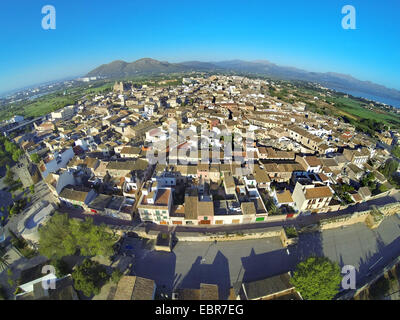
[122,214,400,299]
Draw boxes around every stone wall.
[176,226,284,242]
[319,202,400,231]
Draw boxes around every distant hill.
[87,58,400,103]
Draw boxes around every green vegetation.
[360,172,375,187]
[38,213,118,259]
[111,269,123,284]
[378,159,400,189]
[51,258,71,278]
[333,184,354,204]
[9,198,27,218]
[284,226,298,239]
[392,145,400,158]
[0,93,76,121]
[260,191,281,215]
[3,166,14,185]
[369,207,384,225]
[30,153,40,164]
[324,95,400,131]
[379,159,399,178]
[0,136,23,167]
[71,259,108,297]
[290,256,342,300]
[0,80,112,121]
[292,81,400,133]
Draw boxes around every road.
[120,214,400,299]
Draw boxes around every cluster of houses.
[7,75,398,228]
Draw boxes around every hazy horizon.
[1,0,399,94]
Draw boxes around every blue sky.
[0,0,399,94]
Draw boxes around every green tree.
[51,258,71,278]
[29,185,35,194]
[361,172,375,187]
[379,159,399,179]
[38,213,77,259]
[70,218,117,257]
[391,145,400,158]
[72,259,108,297]
[38,213,117,259]
[4,169,14,186]
[290,256,342,300]
[30,153,40,164]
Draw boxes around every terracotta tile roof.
[59,187,89,202]
[197,201,214,216]
[304,156,322,167]
[154,189,171,206]
[113,276,155,300]
[304,186,333,199]
[276,190,294,204]
[184,194,198,220]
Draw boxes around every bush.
[111,269,123,284]
[378,184,389,193]
[285,226,298,238]
[19,246,37,259]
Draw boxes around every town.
[0,74,400,301]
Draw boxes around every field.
[290,81,400,131]
[0,81,113,121]
[325,96,400,128]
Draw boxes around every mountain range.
[87,58,400,103]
